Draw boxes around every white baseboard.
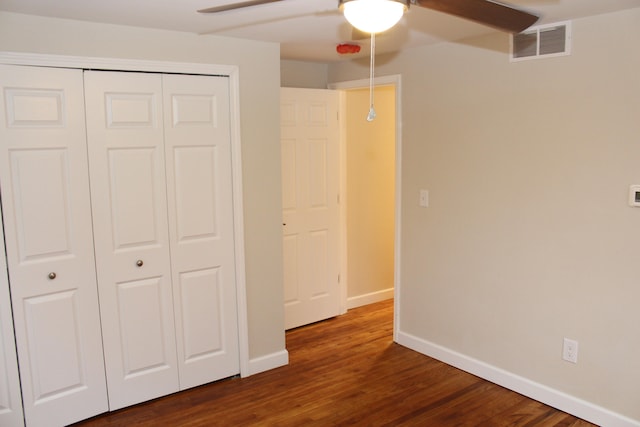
[245,349,289,377]
[396,331,640,427]
[347,287,394,310]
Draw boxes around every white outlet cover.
[563,338,578,364]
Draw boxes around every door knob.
[136,260,144,267]
[48,272,57,280]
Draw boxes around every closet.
[0,64,241,426]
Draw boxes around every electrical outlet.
[562,338,578,363]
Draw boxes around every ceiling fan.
[199,0,539,122]
[198,0,540,35]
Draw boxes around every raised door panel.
[84,70,178,410]
[280,88,340,329]
[162,74,239,389]
[282,235,299,305]
[0,64,108,426]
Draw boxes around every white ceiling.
[1,0,638,62]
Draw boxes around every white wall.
[330,8,640,424]
[0,11,286,363]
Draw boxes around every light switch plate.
[419,190,429,208]
[629,185,640,207]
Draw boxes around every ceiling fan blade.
[198,0,284,14]
[414,0,539,33]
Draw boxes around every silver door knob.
[136,260,144,267]
[48,272,57,280]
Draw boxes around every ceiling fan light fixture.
[339,0,408,34]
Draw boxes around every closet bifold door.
[84,70,179,410]
[162,74,240,389]
[0,65,109,426]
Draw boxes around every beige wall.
[330,8,640,422]
[0,11,285,361]
[345,87,395,301]
[281,59,328,89]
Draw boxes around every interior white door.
[0,64,108,426]
[0,206,24,427]
[280,88,340,329]
[162,74,240,389]
[84,70,179,410]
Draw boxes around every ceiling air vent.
[511,21,571,61]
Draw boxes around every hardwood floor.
[74,299,596,426]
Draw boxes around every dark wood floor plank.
[73,299,596,426]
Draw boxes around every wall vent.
[511,21,571,61]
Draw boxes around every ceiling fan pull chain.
[367,32,377,122]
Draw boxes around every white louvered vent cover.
[511,21,571,61]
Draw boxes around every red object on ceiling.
[336,43,361,54]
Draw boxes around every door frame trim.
[328,74,402,341]
[0,51,251,377]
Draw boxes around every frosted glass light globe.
[341,0,408,34]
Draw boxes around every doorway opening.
[340,85,396,310]
[331,75,402,341]
[280,76,402,338]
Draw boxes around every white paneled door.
[162,74,240,388]
[84,70,179,410]
[0,65,109,426]
[280,88,340,329]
